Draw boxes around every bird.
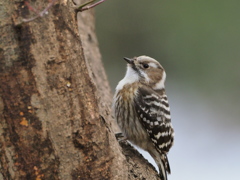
[113,55,174,180]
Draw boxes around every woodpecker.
[113,56,174,180]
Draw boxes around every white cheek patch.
[139,70,150,83]
[153,71,166,90]
[116,66,139,91]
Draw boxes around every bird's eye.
[143,63,149,69]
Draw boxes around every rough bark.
[0,0,160,179]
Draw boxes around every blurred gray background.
[95,0,240,179]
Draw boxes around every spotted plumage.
[135,86,174,154]
[113,55,174,180]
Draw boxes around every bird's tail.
[158,154,171,180]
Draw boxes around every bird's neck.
[154,88,166,96]
[116,67,139,91]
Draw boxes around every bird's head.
[123,55,166,90]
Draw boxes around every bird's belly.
[114,92,154,151]
[117,109,152,151]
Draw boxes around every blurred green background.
[95,0,240,179]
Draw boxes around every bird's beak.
[123,57,134,64]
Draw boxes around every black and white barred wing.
[134,86,174,153]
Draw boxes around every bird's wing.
[134,85,174,153]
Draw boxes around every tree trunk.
[0,0,160,179]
